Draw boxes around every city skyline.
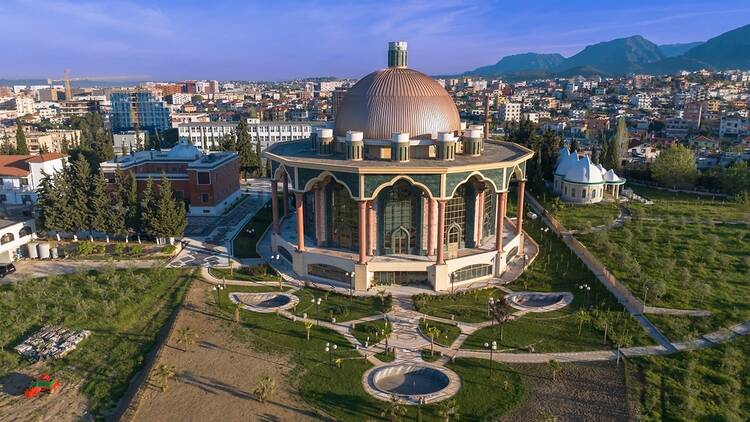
[2,0,750,81]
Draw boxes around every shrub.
[161,244,177,254]
[127,245,145,255]
[77,241,98,256]
[113,243,127,255]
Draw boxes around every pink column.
[367,201,376,256]
[271,180,280,234]
[436,200,446,265]
[475,190,485,246]
[516,180,526,236]
[358,200,367,264]
[427,199,436,255]
[295,192,305,252]
[496,191,507,252]
[283,174,290,218]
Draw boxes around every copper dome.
[333,67,461,140]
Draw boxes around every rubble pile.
[13,326,91,361]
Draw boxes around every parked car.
[0,263,16,278]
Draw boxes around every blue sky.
[1,0,749,81]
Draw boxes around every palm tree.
[426,326,440,356]
[490,303,511,341]
[381,394,407,422]
[547,359,562,381]
[574,309,590,335]
[438,398,460,422]
[304,320,314,341]
[175,326,197,352]
[152,364,175,392]
[252,376,276,403]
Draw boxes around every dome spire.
[388,41,408,68]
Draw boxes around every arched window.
[19,226,32,237]
[444,184,470,249]
[1,233,14,245]
[582,189,587,198]
[326,182,358,251]
[391,227,410,254]
[379,181,422,255]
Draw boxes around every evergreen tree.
[66,156,92,239]
[140,177,156,238]
[236,120,257,179]
[221,132,236,151]
[35,172,62,234]
[61,134,70,154]
[255,135,264,177]
[15,121,28,154]
[0,132,16,155]
[88,170,113,240]
[151,175,187,241]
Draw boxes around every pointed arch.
[369,175,434,200]
[447,171,499,198]
[302,170,356,199]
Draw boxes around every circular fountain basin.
[229,292,299,313]
[505,292,573,312]
[363,364,459,404]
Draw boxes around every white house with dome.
[553,148,625,204]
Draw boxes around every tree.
[426,325,440,356]
[175,326,197,352]
[491,304,512,341]
[65,156,92,240]
[651,144,698,188]
[236,120,258,179]
[569,138,579,153]
[575,309,591,336]
[140,177,156,239]
[35,171,63,235]
[255,135,264,177]
[717,161,750,196]
[252,376,277,403]
[547,359,562,381]
[88,170,114,241]
[116,169,139,241]
[150,174,187,241]
[15,122,28,154]
[304,320,314,341]
[221,132,236,151]
[0,132,16,154]
[438,398,460,422]
[381,395,407,422]
[151,364,176,392]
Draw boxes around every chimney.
[388,41,408,68]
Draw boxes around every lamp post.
[487,297,495,318]
[345,272,353,298]
[484,340,497,377]
[325,342,338,368]
[577,283,591,303]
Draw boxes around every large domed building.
[264,42,534,292]
[553,148,625,204]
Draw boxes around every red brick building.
[101,141,241,216]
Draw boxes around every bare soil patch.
[501,361,628,422]
[135,280,319,422]
[0,362,89,421]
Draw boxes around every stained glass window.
[380,181,421,255]
[327,182,358,251]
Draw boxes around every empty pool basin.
[373,365,450,396]
[505,292,573,312]
[229,292,299,313]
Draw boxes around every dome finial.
[388,41,408,68]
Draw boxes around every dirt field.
[135,279,320,422]
[0,362,89,421]
[500,361,629,422]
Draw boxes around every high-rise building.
[109,92,171,134]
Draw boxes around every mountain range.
[464,23,750,78]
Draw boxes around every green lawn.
[0,267,193,416]
[627,184,749,222]
[292,287,390,322]
[629,335,750,421]
[419,318,461,346]
[536,190,621,231]
[578,218,750,340]
[351,319,388,346]
[217,285,526,421]
[232,199,274,258]
[209,264,280,282]
[413,289,505,323]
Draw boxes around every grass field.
[292,287,390,323]
[350,319,388,346]
[414,288,505,323]
[629,335,750,421]
[209,264,280,282]
[218,286,526,421]
[419,318,461,347]
[578,185,750,340]
[627,184,749,222]
[536,190,621,231]
[0,267,193,416]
